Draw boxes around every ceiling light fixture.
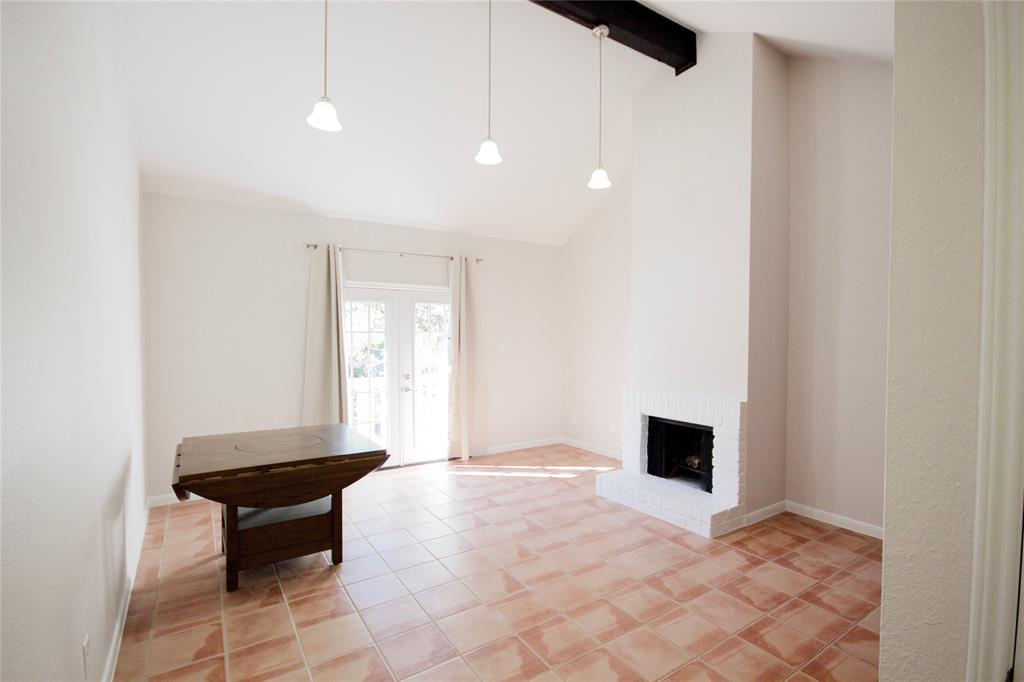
[307,0,342,132]
[474,0,502,165]
[587,24,611,190]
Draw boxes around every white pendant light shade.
[308,0,342,132]
[307,97,342,132]
[475,0,502,165]
[588,165,612,190]
[475,137,503,165]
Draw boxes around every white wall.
[1,3,147,680]
[630,34,754,399]
[562,176,632,458]
[745,37,791,513]
[785,58,893,528]
[141,194,565,499]
[881,1,985,678]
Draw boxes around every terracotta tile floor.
[115,445,882,682]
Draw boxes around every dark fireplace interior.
[646,416,714,493]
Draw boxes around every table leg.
[225,504,239,592]
[331,492,343,565]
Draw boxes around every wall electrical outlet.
[82,634,90,679]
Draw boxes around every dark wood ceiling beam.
[529,0,697,75]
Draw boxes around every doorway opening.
[343,285,451,467]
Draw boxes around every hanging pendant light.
[587,25,611,189]
[475,0,502,165]
[307,0,342,132]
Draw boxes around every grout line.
[278,553,315,681]
[216,508,232,681]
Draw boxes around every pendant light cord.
[322,0,328,98]
[597,29,603,166]
[487,0,493,137]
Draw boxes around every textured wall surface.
[1,3,147,679]
[881,2,985,679]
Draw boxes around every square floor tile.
[700,637,791,682]
[488,590,558,631]
[568,599,641,644]
[685,591,763,633]
[738,616,825,666]
[557,649,643,682]
[360,595,432,641]
[146,623,223,676]
[310,645,393,682]
[519,615,596,666]
[297,613,373,665]
[464,635,547,682]
[414,581,481,620]
[377,623,458,679]
[436,605,514,654]
[347,573,410,610]
[603,627,690,681]
[650,607,730,657]
[802,646,879,682]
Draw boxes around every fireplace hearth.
[597,389,745,537]
[646,416,714,493]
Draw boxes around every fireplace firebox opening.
[646,416,714,493]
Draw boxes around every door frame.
[966,3,1024,679]
[344,281,451,468]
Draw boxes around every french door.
[343,286,451,467]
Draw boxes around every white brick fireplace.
[596,388,747,537]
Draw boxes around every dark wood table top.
[172,423,389,507]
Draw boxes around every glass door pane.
[402,293,451,465]
[343,293,399,452]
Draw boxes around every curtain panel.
[301,243,349,426]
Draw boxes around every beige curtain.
[301,243,349,426]
[448,256,475,460]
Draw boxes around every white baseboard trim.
[147,493,179,508]
[736,500,883,539]
[559,437,621,460]
[479,436,622,459]
[102,505,150,682]
[481,437,563,456]
[743,501,787,526]
[102,575,133,682]
[784,500,884,539]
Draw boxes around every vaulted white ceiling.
[122,1,893,245]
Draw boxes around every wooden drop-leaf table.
[171,423,389,591]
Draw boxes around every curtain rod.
[305,243,483,263]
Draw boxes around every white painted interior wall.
[141,194,566,501]
[630,34,754,400]
[561,176,632,458]
[745,37,791,514]
[1,3,147,679]
[785,57,893,529]
[881,1,984,678]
